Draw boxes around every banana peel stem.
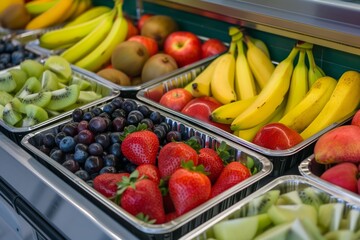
[306,49,317,71]
[228,41,237,55]
[287,47,300,62]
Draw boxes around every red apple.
[252,123,303,150]
[163,31,202,67]
[320,162,358,193]
[128,35,159,56]
[125,18,139,40]
[181,96,231,132]
[201,38,227,59]
[137,14,153,31]
[351,109,360,127]
[159,88,193,112]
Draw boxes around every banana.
[210,95,257,124]
[184,57,221,97]
[65,5,111,27]
[68,0,92,20]
[307,49,325,87]
[25,0,74,30]
[75,2,128,72]
[60,9,115,64]
[237,96,286,142]
[210,41,237,104]
[231,47,299,131]
[234,40,257,100]
[284,50,308,114]
[279,76,337,133]
[301,70,360,139]
[39,11,111,49]
[25,0,60,16]
[249,36,270,58]
[56,0,80,24]
[244,35,275,89]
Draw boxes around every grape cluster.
[0,39,37,70]
[37,97,188,186]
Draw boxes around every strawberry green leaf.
[115,170,140,204]
[120,123,148,141]
[136,213,156,224]
[180,160,209,175]
[184,136,202,152]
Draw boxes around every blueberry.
[99,166,117,174]
[75,143,88,152]
[62,159,80,173]
[108,143,122,159]
[137,105,151,117]
[122,99,137,113]
[0,44,4,53]
[112,116,126,132]
[4,43,14,53]
[109,132,122,144]
[140,118,154,130]
[154,127,166,141]
[111,108,126,119]
[166,130,182,142]
[43,132,56,148]
[84,156,104,174]
[55,131,67,146]
[95,133,110,149]
[11,51,24,65]
[50,149,65,164]
[72,108,83,122]
[74,149,89,164]
[91,107,102,116]
[59,136,76,153]
[88,142,103,156]
[39,145,51,155]
[0,63,5,70]
[25,51,36,59]
[102,103,116,114]
[0,53,10,65]
[149,111,162,124]
[82,111,95,121]
[75,169,90,181]
[111,97,124,108]
[89,116,108,133]
[103,154,120,168]
[125,162,137,173]
[127,110,144,125]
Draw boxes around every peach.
[314,125,360,164]
[351,109,360,127]
[320,162,358,193]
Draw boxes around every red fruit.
[210,161,251,198]
[117,171,166,224]
[351,109,360,127]
[165,212,178,222]
[121,129,159,165]
[169,162,211,215]
[137,13,153,31]
[158,141,199,178]
[93,173,130,198]
[136,164,161,185]
[252,122,303,150]
[198,147,224,183]
[126,18,139,40]
[201,38,227,59]
[181,96,231,132]
[159,88,193,112]
[320,162,358,193]
[128,35,159,56]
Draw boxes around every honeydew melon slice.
[288,218,324,240]
[324,230,355,240]
[345,209,360,231]
[267,204,317,225]
[254,221,292,240]
[247,190,280,216]
[318,203,344,232]
[277,190,303,205]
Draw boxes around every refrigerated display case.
[0,0,359,239]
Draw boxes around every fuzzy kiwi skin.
[97,68,131,86]
[141,53,178,83]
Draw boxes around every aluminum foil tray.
[0,63,120,144]
[21,100,272,240]
[299,154,360,200]
[136,58,352,177]
[180,175,360,240]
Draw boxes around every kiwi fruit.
[22,104,49,127]
[141,53,178,83]
[111,41,149,77]
[15,77,41,98]
[0,4,31,30]
[9,97,26,114]
[8,69,28,93]
[20,60,45,79]
[46,84,80,111]
[0,104,4,119]
[298,187,323,210]
[70,76,91,90]
[141,15,179,48]
[44,56,72,82]
[97,68,131,86]
[0,90,13,106]
[3,101,22,126]
[63,90,102,111]
[0,71,17,92]
[41,70,60,91]
[247,190,280,216]
[19,91,52,109]
[276,190,302,205]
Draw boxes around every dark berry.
[0,53,10,64]
[62,159,80,173]
[137,105,151,117]
[166,130,182,142]
[140,118,154,130]
[95,133,110,149]
[89,116,108,133]
[11,51,24,65]
[149,111,162,124]
[108,143,122,159]
[84,156,104,174]
[74,149,89,164]
[50,149,65,164]
[103,154,120,168]
[111,97,124,108]
[43,132,56,148]
[61,123,78,136]
[55,132,67,146]
[77,120,89,132]
[125,162,137,173]
[127,110,144,125]
[111,108,127,119]
[122,99,137,113]
[59,136,76,153]
[154,127,166,141]
[109,132,121,144]
[112,116,126,132]
[99,166,117,174]
[75,169,90,181]
[4,43,14,53]
[39,145,51,155]
[72,108,83,122]
[82,111,95,121]
[91,107,103,116]
[77,129,94,145]
[88,142,103,156]
[103,103,116,114]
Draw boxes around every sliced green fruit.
[318,203,345,232]
[247,190,280,216]
[345,209,360,231]
[15,77,41,98]
[8,69,28,93]
[62,90,101,111]
[19,91,52,108]
[0,104,4,119]
[213,213,272,240]
[20,59,45,79]
[41,70,60,91]
[254,221,292,240]
[70,75,91,90]
[277,190,303,205]
[46,84,80,111]
[3,102,23,126]
[10,98,26,114]
[324,230,355,240]
[298,218,325,240]
[0,71,17,92]
[298,187,323,210]
[267,204,318,225]
[0,90,14,105]
[44,56,72,82]
[22,104,49,127]
[288,219,324,240]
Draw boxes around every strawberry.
[93,172,130,198]
[159,179,175,213]
[120,124,159,165]
[116,171,166,224]
[210,161,251,198]
[136,164,161,185]
[165,212,178,222]
[158,141,199,178]
[169,161,211,215]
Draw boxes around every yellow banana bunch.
[60,9,115,64]
[234,40,257,100]
[25,0,60,16]
[307,49,326,87]
[65,5,111,27]
[231,47,299,131]
[237,96,286,142]
[301,70,360,139]
[184,57,221,97]
[75,2,128,72]
[244,35,275,89]
[284,49,308,114]
[210,96,257,124]
[248,36,270,58]
[69,0,92,20]
[26,0,74,30]
[39,11,111,49]
[279,76,337,133]
[210,40,237,104]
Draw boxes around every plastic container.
[299,154,360,200]
[136,58,353,177]
[180,175,360,240]
[21,100,272,240]
[0,63,119,144]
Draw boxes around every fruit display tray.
[0,64,120,144]
[180,175,360,240]
[21,100,272,240]
[136,59,352,177]
[298,155,360,201]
